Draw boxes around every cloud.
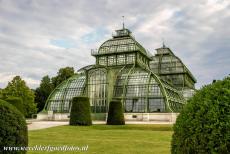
[0,0,229,89]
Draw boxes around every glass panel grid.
[88,69,107,113]
[47,74,86,112]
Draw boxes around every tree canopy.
[5,96,24,114]
[52,67,75,87]
[0,89,2,99]
[35,75,54,112]
[35,66,75,113]
[2,76,37,117]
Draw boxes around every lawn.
[29,124,173,154]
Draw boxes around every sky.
[0,0,229,89]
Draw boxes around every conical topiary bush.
[69,96,92,126]
[107,100,125,125]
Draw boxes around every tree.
[0,89,2,99]
[171,76,230,154]
[69,97,92,126]
[107,100,125,125]
[35,75,54,112]
[3,76,37,118]
[52,67,75,87]
[5,96,24,114]
[34,67,75,113]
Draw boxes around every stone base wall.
[37,113,69,121]
[124,113,179,123]
[37,112,179,123]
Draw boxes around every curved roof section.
[96,28,150,58]
[44,73,86,112]
[114,66,185,112]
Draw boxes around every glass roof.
[114,66,185,112]
[44,73,86,112]
[150,47,196,91]
[96,28,149,57]
[152,46,197,83]
[98,37,144,54]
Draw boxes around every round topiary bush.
[171,76,230,154]
[0,99,28,154]
[69,96,92,126]
[107,100,125,125]
[5,97,24,114]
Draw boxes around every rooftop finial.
[162,38,166,48]
[122,16,125,29]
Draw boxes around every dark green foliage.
[0,88,3,99]
[0,99,28,154]
[52,67,75,88]
[70,97,92,126]
[171,76,230,154]
[34,67,75,113]
[107,100,125,125]
[2,76,37,118]
[35,75,54,112]
[5,97,24,114]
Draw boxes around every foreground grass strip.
[29,124,172,154]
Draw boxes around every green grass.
[29,124,173,154]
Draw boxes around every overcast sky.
[0,0,229,89]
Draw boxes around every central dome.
[98,28,148,56]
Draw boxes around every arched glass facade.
[88,69,107,113]
[113,67,184,113]
[44,73,86,112]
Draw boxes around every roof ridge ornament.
[122,16,125,29]
[162,38,166,48]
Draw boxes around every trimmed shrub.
[107,100,125,125]
[69,96,92,126]
[0,99,28,154]
[5,97,24,114]
[171,76,230,154]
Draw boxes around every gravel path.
[27,121,69,131]
[27,120,173,131]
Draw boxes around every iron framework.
[43,27,196,113]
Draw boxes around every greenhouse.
[38,27,196,121]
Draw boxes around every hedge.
[69,96,92,126]
[171,76,230,154]
[0,99,28,154]
[107,100,125,125]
